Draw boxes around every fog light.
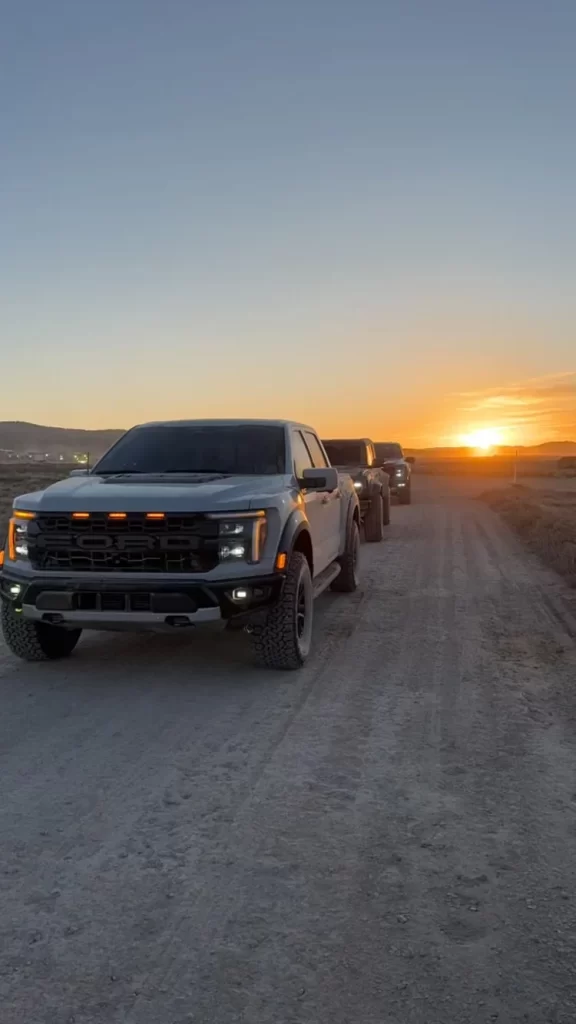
[9,584,22,597]
[232,587,249,601]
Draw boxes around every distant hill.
[1,422,574,464]
[0,421,124,460]
[405,442,576,458]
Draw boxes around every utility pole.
[513,447,518,486]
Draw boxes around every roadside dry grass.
[0,465,70,541]
[481,484,576,586]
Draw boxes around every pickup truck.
[374,442,414,504]
[322,438,391,542]
[0,420,360,671]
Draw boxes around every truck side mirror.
[406,456,415,465]
[300,467,339,491]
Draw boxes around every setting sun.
[459,427,504,453]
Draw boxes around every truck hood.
[16,474,292,514]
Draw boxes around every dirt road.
[2,478,576,1024]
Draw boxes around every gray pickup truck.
[322,438,391,542]
[1,420,360,671]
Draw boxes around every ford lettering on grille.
[29,513,219,573]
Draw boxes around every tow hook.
[165,615,194,628]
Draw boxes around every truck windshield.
[322,441,365,466]
[94,424,287,475]
[375,443,403,460]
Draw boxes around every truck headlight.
[212,512,268,564]
[354,481,363,491]
[14,522,29,558]
[395,468,405,478]
[219,542,247,561]
[8,512,35,561]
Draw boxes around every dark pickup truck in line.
[374,443,414,504]
[322,438,391,542]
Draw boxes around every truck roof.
[323,437,373,445]
[135,418,317,432]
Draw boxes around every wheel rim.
[296,582,307,638]
[295,570,313,657]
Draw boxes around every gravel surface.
[2,477,576,1023]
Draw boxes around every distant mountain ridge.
[0,421,124,458]
[0,422,574,462]
[404,442,576,458]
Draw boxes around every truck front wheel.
[364,491,384,542]
[1,603,82,662]
[382,487,391,526]
[252,552,313,670]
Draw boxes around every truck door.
[291,431,334,575]
[304,431,342,566]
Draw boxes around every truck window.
[94,424,287,475]
[292,431,314,479]
[375,443,403,461]
[322,441,365,466]
[304,432,329,468]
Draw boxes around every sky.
[1,0,575,446]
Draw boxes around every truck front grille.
[28,513,219,573]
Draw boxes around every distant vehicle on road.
[322,438,391,542]
[0,420,361,671]
[374,443,414,504]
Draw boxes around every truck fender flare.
[277,510,313,572]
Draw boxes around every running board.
[313,562,341,598]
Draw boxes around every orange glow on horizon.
[458,427,507,454]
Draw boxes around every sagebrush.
[481,485,576,586]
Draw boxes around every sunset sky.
[1,1,575,446]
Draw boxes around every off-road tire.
[331,519,360,593]
[252,552,313,670]
[399,484,412,505]
[364,491,384,542]
[1,602,82,662]
[382,487,391,526]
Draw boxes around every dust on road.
[1,478,576,1024]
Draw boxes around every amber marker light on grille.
[0,549,4,567]
[108,512,127,519]
[72,512,90,519]
[13,510,36,520]
[275,552,287,570]
[146,513,165,519]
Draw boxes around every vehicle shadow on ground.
[1,596,340,694]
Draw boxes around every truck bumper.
[0,568,285,632]
[390,481,408,495]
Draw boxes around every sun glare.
[460,427,503,454]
